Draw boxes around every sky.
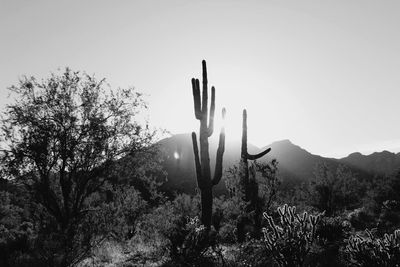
[1,0,400,158]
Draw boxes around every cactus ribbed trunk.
[191,60,225,229]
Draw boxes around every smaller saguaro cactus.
[240,109,271,208]
[262,205,322,267]
[240,109,271,204]
[191,60,226,229]
[236,109,272,242]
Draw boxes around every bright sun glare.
[213,108,243,143]
[173,151,180,159]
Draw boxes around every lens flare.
[173,151,180,159]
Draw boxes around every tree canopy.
[0,68,157,266]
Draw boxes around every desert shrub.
[360,171,400,235]
[368,171,400,210]
[223,160,280,242]
[212,195,241,244]
[345,228,400,267]
[254,160,281,214]
[308,216,350,267]
[167,216,219,266]
[83,185,147,240]
[234,237,274,267]
[376,200,400,234]
[347,207,375,231]
[308,164,364,216]
[0,186,42,267]
[262,204,322,267]
[316,216,350,243]
[135,194,200,256]
[135,194,227,266]
[218,222,237,244]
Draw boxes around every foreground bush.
[167,216,221,266]
[135,195,200,258]
[310,216,350,266]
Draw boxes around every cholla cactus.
[346,229,400,266]
[262,204,322,267]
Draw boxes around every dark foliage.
[224,159,280,242]
[307,163,365,216]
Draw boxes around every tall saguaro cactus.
[191,60,226,229]
[240,109,271,203]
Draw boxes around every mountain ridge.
[157,133,400,194]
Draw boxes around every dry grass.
[77,237,168,267]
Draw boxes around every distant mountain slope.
[157,133,197,194]
[261,140,340,184]
[157,134,385,195]
[157,135,293,194]
[157,133,258,194]
[339,151,400,176]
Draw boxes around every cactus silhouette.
[237,109,271,241]
[240,109,271,204]
[191,60,226,229]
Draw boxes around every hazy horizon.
[164,132,400,159]
[1,0,400,158]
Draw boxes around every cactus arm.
[192,78,202,120]
[191,132,203,188]
[212,108,226,185]
[242,108,271,160]
[247,148,271,160]
[207,86,215,137]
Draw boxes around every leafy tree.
[0,68,156,266]
[253,159,280,214]
[308,163,362,216]
[364,170,400,233]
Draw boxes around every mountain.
[158,133,382,195]
[260,140,340,185]
[340,151,400,176]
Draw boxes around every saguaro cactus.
[191,60,226,229]
[240,109,271,203]
[237,109,271,241]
